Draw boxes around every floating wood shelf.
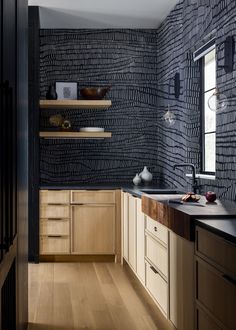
[40,131,112,139]
[39,100,112,109]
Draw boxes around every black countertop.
[40,183,176,198]
[195,218,236,244]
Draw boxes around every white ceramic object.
[80,127,104,132]
[133,173,141,186]
[140,166,153,183]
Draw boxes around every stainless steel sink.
[140,189,183,194]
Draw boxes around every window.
[201,48,216,174]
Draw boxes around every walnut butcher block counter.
[142,194,236,241]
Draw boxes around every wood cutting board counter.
[142,194,236,241]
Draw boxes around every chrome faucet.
[173,163,199,194]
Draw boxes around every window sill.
[186,173,216,181]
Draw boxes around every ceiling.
[28,0,179,29]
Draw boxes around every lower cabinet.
[169,231,195,330]
[122,191,195,329]
[196,306,222,330]
[71,204,115,254]
[136,198,145,283]
[40,189,119,258]
[145,261,168,315]
[128,194,137,271]
[195,226,236,330]
[40,236,70,254]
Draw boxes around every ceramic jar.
[133,174,141,186]
[140,166,153,183]
[46,84,58,100]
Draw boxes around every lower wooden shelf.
[40,131,112,139]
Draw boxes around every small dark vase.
[46,85,58,100]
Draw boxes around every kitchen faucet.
[173,163,200,194]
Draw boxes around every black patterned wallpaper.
[40,29,159,184]
[40,0,236,200]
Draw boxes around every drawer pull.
[154,226,157,232]
[47,235,62,238]
[47,203,65,205]
[47,218,64,221]
[222,274,236,286]
[150,265,158,274]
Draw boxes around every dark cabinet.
[0,0,28,329]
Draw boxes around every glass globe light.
[163,105,176,127]
[207,88,228,112]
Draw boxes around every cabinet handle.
[47,203,64,205]
[222,274,236,286]
[150,266,158,274]
[47,218,64,221]
[47,235,62,238]
[154,226,157,232]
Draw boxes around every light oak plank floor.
[28,262,173,330]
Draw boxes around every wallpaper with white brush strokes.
[39,0,236,200]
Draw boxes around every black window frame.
[200,48,216,176]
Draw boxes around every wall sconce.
[208,87,228,112]
[162,73,180,127]
[163,104,176,127]
[218,36,234,73]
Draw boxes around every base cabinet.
[169,231,195,330]
[195,226,236,330]
[128,194,137,271]
[71,205,115,254]
[40,190,120,258]
[145,261,168,315]
[136,198,145,283]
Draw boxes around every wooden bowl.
[80,87,111,100]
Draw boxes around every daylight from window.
[203,48,216,173]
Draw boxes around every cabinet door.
[169,231,195,330]
[123,192,129,261]
[71,205,115,254]
[128,194,137,271]
[136,198,145,283]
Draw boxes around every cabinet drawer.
[146,216,168,245]
[40,205,70,219]
[196,226,236,275]
[40,236,70,254]
[40,219,70,236]
[196,307,222,330]
[146,234,168,278]
[71,190,115,204]
[145,261,168,315]
[40,190,70,204]
[196,258,236,329]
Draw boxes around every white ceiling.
[28,0,179,29]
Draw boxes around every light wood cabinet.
[40,190,70,204]
[71,190,115,204]
[136,198,145,283]
[128,194,137,271]
[169,231,195,330]
[40,189,120,259]
[71,204,115,254]
[122,192,129,261]
[195,226,236,330]
[40,236,70,254]
[40,190,70,255]
[145,261,168,315]
[146,234,168,279]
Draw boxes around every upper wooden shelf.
[39,100,112,109]
[40,131,112,139]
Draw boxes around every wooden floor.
[28,262,172,330]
